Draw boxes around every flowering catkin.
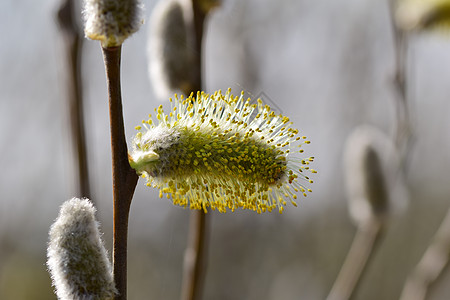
[129,89,316,213]
[83,0,144,47]
[47,198,116,300]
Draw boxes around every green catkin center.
[148,126,287,186]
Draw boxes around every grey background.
[1,0,450,299]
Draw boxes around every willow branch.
[181,210,208,300]
[387,0,413,162]
[399,208,450,300]
[180,1,209,300]
[57,0,91,198]
[326,219,384,300]
[102,46,139,300]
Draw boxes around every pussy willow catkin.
[129,89,316,213]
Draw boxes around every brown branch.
[102,46,139,300]
[387,0,413,162]
[57,0,91,198]
[326,219,384,300]
[190,0,205,92]
[181,210,208,300]
[180,1,209,300]
[399,208,450,300]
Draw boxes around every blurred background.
[1,0,450,299]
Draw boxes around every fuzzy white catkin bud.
[83,0,144,47]
[197,0,221,13]
[396,0,450,31]
[147,0,195,100]
[344,125,408,226]
[47,198,116,300]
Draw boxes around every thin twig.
[387,0,413,162]
[326,219,384,300]
[181,210,208,300]
[102,46,139,300]
[57,0,91,198]
[189,0,205,93]
[180,1,209,300]
[399,208,450,300]
[388,1,450,298]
